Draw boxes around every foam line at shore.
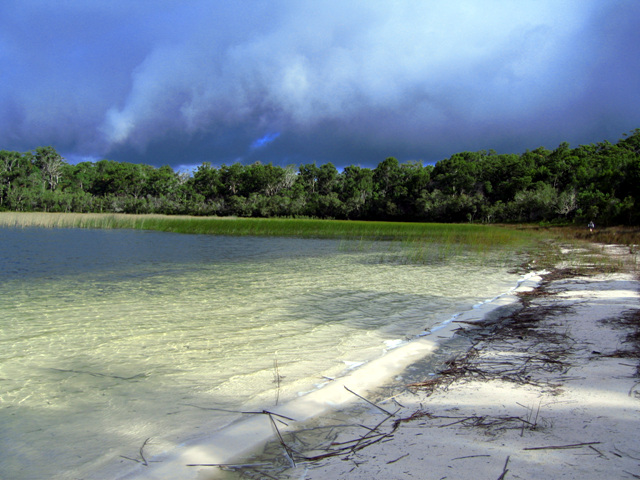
[120,271,545,480]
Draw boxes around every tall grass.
[0,212,545,267]
[0,212,531,243]
[4,212,633,273]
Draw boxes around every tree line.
[1,129,638,225]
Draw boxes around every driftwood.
[267,411,297,467]
[408,296,575,397]
[386,453,409,464]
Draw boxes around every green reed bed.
[0,212,531,243]
[0,212,540,267]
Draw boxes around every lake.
[0,227,523,479]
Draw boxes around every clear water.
[0,227,521,479]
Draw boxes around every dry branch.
[452,454,491,461]
[344,386,396,416]
[523,442,601,450]
[386,453,409,464]
[186,462,270,468]
[496,455,510,480]
[267,412,296,467]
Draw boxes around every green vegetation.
[1,128,638,225]
[0,212,542,269]
[4,212,636,272]
[0,212,529,243]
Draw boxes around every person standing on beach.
[588,221,595,232]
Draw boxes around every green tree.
[0,150,25,206]
[190,162,222,202]
[339,165,373,219]
[33,146,65,191]
[219,163,245,197]
[146,165,180,198]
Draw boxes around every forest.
[1,129,638,225]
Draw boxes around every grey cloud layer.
[1,0,638,167]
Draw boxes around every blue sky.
[1,1,639,169]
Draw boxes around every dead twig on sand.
[452,454,491,461]
[386,453,409,464]
[523,442,601,451]
[496,455,510,480]
[267,412,296,467]
[344,386,396,417]
[406,378,439,389]
[186,462,270,468]
[347,413,397,454]
[517,401,542,436]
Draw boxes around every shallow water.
[0,227,522,479]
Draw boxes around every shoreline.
[209,248,639,480]
[117,270,541,479]
[277,259,640,479]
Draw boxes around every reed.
[0,212,533,245]
[0,212,548,268]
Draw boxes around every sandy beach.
[120,245,639,480]
[194,246,640,480]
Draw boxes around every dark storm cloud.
[1,1,638,169]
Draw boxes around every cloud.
[0,1,638,167]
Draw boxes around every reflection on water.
[0,227,521,479]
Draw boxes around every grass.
[0,211,532,243]
[12,212,635,272]
[0,212,543,267]
[2,211,635,273]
